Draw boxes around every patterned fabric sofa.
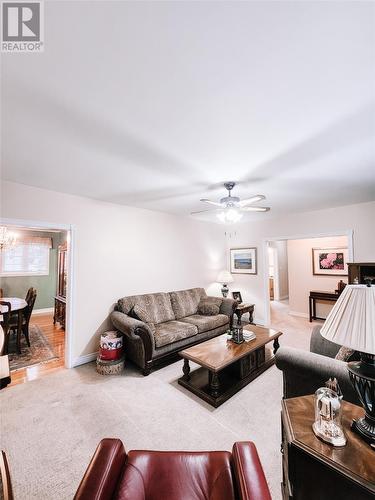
[110,288,236,375]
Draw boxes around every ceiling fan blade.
[241,206,270,212]
[191,208,222,215]
[200,199,223,207]
[238,195,265,207]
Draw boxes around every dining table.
[0,297,28,354]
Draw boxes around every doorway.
[0,219,73,385]
[264,232,353,328]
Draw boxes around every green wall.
[0,230,66,310]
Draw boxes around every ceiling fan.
[191,182,270,223]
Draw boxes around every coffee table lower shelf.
[178,347,275,408]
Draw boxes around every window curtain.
[16,236,52,248]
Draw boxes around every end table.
[234,303,254,325]
[281,395,375,500]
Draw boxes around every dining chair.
[25,287,34,304]
[0,450,14,500]
[0,301,12,355]
[9,288,37,349]
[0,325,11,390]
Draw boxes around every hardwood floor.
[8,313,66,387]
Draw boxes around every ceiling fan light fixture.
[192,182,270,221]
[216,208,243,224]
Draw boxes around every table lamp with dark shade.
[216,270,234,298]
[320,284,375,446]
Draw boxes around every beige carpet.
[0,301,318,500]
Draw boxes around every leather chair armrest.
[232,442,271,500]
[74,439,126,500]
[220,297,237,317]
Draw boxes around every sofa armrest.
[232,442,271,500]
[220,297,237,317]
[110,311,154,343]
[310,325,341,358]
[275,346,359,405]
[74,439,126,500]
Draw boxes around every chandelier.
[0,226,17,251]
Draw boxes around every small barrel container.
[99,331,123,361]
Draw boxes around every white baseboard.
[32,307,54,315]
[72,352,98,367]
[289,310,309,319]
[278,295,289,301]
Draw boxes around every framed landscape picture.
[312,247,348,276]
[230,248,257,275]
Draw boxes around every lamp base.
[221,284,229,298]
[348,353,375,447]
[351,416,375,446]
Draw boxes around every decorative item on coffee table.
[320,284,375,446]
[96,331,124,375]
[232,325,244,344]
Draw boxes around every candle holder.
[232,325,244,344]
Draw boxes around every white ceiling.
[2,1,375,221]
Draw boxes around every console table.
[308,290,339,322]
[281,395,375,500]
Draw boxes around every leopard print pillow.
[198,298,221,316]
[335,346,355,361]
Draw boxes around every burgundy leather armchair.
[74,439,271,500]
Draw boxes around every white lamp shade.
[320,285,375,355]
[216,270,234,284]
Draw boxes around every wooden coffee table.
[178,325,282,407]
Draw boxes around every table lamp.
[216,270,234,298]
[320,284,375,446]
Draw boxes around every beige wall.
[287,235,348,318]
[225,200,375,324]
[270,240,289,300]
[1,181,226,364]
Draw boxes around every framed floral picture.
[230,248,257,275]
[312,247,348,276]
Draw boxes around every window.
[0,236,52,276]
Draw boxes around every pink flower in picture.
[317,250,345,272]
[320,258,331,269]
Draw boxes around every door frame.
[262,229,354,326]
[0,217,75,368]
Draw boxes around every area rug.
[7,325,58,371]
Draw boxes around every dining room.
[0,226,68,386]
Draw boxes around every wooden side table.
[234,303,255,325]
[281,395,375,500]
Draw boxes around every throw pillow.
[133,304,156,334]
[198,298,221,316]
[335,346,355,361]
